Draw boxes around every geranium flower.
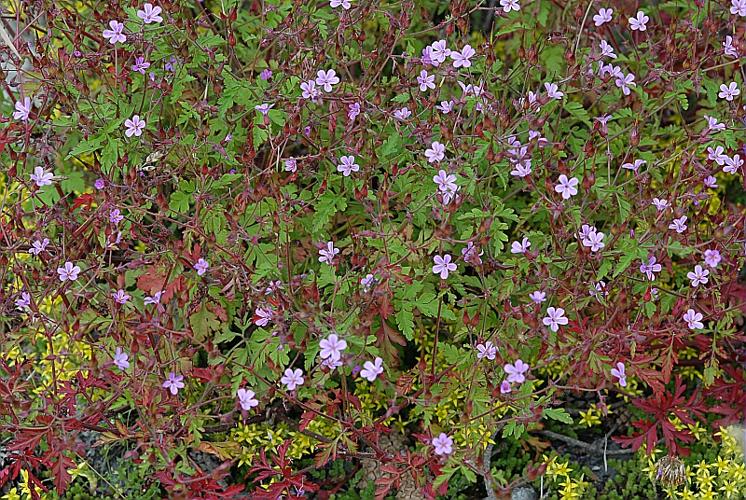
[504,359,529,383]
[554,174,579,199]
[450,44,475,68]
[542,307,568,332]
[628,11,649,31]
[319,241,340,265]
[432,433,453,455]
[718,82,740,101]
[724,154,743,174]
[593,8,613,26]
[510,237,531,254]
[640,256,662,280]
[112,289,130,305]
[432,254,457,279]
[300,80,320,100]
[703,249,721,268]
[124,115,146,137]
[348,102,360,121]
[615,72,636,95]
[237,388,259,410]
[284,158,298,173]
[433,170,457,193]
[253,307,273,327]
[194,258,209,276]
[113,348,129,370]
[13,97,31,121]
[668,216,688,234]
[29,238,49,255]
[429,40,450,64]
[417,70,435,92]
[57,261,81,282]
[393,107,411,120]
[500,0,520,13]
[30,166,54,187]
[337,155,360,176]
[144,291,163,305]
[330,0,351,9]
[15,292,31,311]
[137,3,163,23]
[162,372,185,395]
[610,362,627,387]
[360,273,376,291]
[529,291,546,304]
[622,159,646,172]
[260,69,273,81]
[103,20,126,44]
[500,380,512,394]
[476,341,497,360]
[652,198,669,211]
[683,309,704,330]
[360,357,384,382]
[425,141,446,163]
[544,82,564,100]
[315,69,340,92]
[707,146,728,165]
[510,160,532,178]
[730,0,746,16]
[461,242,483,266]
[687,264,709,287]
[704,115,725,133]
[723,36,738,58]
[131,56,150,74]
[582,229,605,252]
[599,40,616,59]
[319,333,347,362]
[255,103,274,116]
[281,368,304,391]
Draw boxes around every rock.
[511,486,537,500]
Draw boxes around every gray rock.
[511,486,537,500]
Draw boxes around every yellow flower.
[1,488,21,500]
[578,407,602,427]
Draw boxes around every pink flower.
[652,198,669,211]
[640,256,662,280]
[432,433,453,455]
[429,40,450,65]
[300,80,320,100]
[284,158,298,173]
[669,216,688,234]
[529,291,546,304]
[436,100,455,114]
[29,238,49,256]
[417,70,435,92]
[731,0,746,16]
[137,3,163,23]
[124,115,146,137]
[723,36,738,58]
[15,292,31,311]
[102,20,126,44]
[510,160,532,178]
[687,264,709,287]
[319,333,347,362]
[704,249,721,268]
[707,146,728,166]
[433,170,457,193]
[599,40,616,59]
[57,261,81,282]
[593,8,613,26]
[131,56,150,74]
[683,309,704,330]
[281,368,304,391]
[113,347,130,370]
[319,241,340,265]
[510,237,531,254]
[432,254,457,279]
[237,388,259,410]
[254,307,273,327]
[360,273,376,291]
[144,291,163,305]
[330,0,351,9]
[112,289,130,305]
[162,372,185,395]
[628,11,649,31]
[554,174,579,199]
[13,97,31,121]
[30,166,54,187]
[348,102,361,121]
[337,155,360,176]
[724,154,743,174]
[476,341,497,360]
[315,69,340,92]
[255,103,274,116]
[610,362,627,387]
[109,208,124,225]
[461,242,483,266]
[622,159,646,172]
[718,82,740,101]
[500,380,512,394]
[194,258,209,276]
[705,115,725,133]
[542,307,568,332]
[425,141,446,163]
[450,45,475,68]
[500,0,520,13]
[360,357,384,382]
[504,359,529,383]
[393,107,411,120]
[544,82,564,100]
[615,72,636,95]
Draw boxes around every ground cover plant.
[1,0,745,498]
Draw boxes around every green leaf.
[395,308,414,341]
[169,191,192,214]
[189,304,221,342]
[543,407,574,424]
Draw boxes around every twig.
[538,430,634,456]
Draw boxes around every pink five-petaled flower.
[124,115,146,137]
[30,166,54,187]
[707,146,728,165]
[628,11,649,31]
[319,333,347,362]
[281,368,304,391]
[102,20,126,44]
[417,70,435,92]
[529,290,546,304]
[284,158,298,173]
[393,107,411,120]
[255,103,274,116]
[13,97,31,121]
[360,357,384,382]
[687,264,710,287]
[704,249,721,268]
[337,155,360,176]
[236,388,259,411]
[615,72,636,95]
[599,40,616,59]
[113,347,129,370]
[360,273,376,291]
[461,242,483,266]
[330,0,351,9]
[315,69,340,92]
[425,141,446,163]
[15,292,31,311]
[432,433,453,456]
[731,0,746,16]
[253,306,273,327]
[652,198,669,211]
[705,115,725,133]
[724,154,743,174]
[429,40,450,65]
[113,289,130,305]
[610,362,627,387]
[450,44,475,68]
[109,208,124,225]
[319,241,340,265]
[718,82,740,101]
[476,341,497,360]
[131,56,150,74]
[542,307,568,332]
[669,215,688,234]
[504,359,529,384]
[582,229,605,252]
[300,80,320,100]
[683,309,704,330]
[137,3,163,23]
[162,372,185,395]
[194,258,209,276]
[622,159,646,172]
[432,254,457,279]
[29,238,50,256]
[554,174,579,199]
[500,380,512,394]
[640,256,662,280]
[433,170,457,194]
[144,290,162,305]
[500,0,520,13]
[593,7,613,26]
[510,237,531,254]
[544,82,564,100]
[57,261,81,282]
